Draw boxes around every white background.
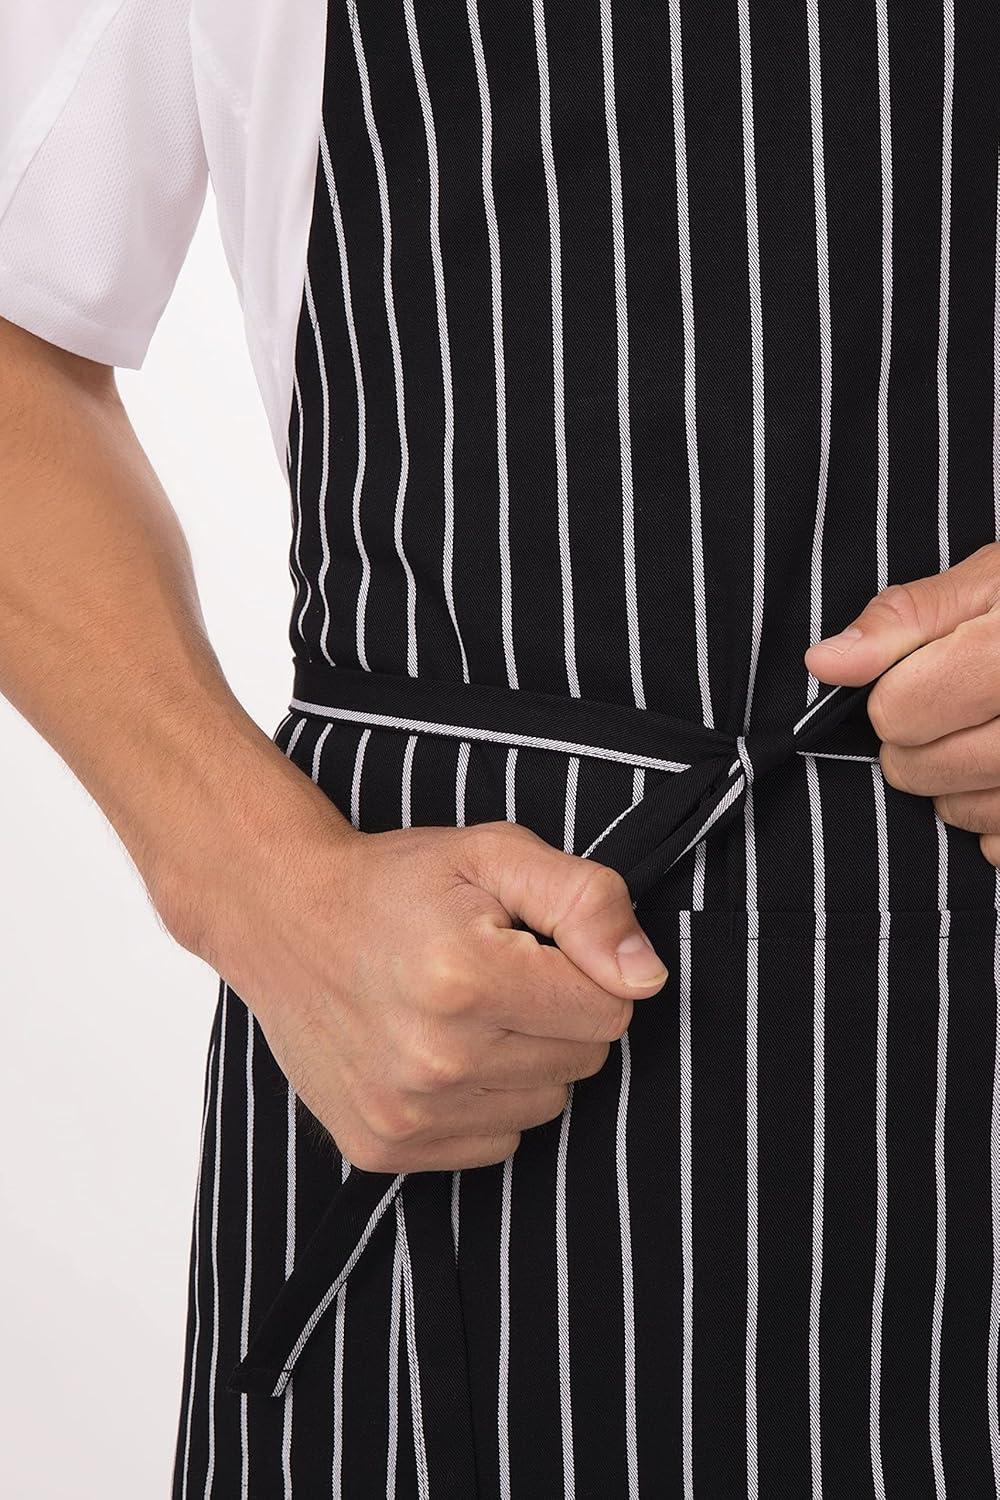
[0,197,293,1498]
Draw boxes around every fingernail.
[815,624,863,654]
[616,931,668,987]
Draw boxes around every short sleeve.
[0,0,208,367]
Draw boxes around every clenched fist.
[805,541,1000,867]
[164,804,668,1175]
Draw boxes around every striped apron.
[173,3,1000,1496]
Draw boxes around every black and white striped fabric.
[173,3,1000,1495]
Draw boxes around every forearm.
[0,318,352,949]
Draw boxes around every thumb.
[466,822,669,998]
[804,549,999,686]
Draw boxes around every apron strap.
[229,1169,403,1398]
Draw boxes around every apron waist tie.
[285,659,880,904]
[229,660,882,1492]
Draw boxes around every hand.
[804,541,1000,866]
[166,803,668,1175]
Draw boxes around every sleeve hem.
[0,263,150,368]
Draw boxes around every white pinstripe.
[278,721,309,1494]
[286,717,308,762]
[930,829,951,1500]
[466,0,517,689]
[504,745,518,823]
[387,1223,404,1500]
[397,1198,430,1499]
[619,767,644,1499]
[238,1007,255,1500]
[401,733,417,832]
[498,1152,514,1500]
[555,1081,575,1500]
[737,0,766,732]
[870,765,890,1500]
[930,11,955,1491]
[533,0,579,699]
[331,1154,350,1499]
[180,1036,217,1500]
[744,793,760,1500]
[498,745,518,1500]
[402,0,470,682]
[456,740,471,829]
[875,0,893,594]
[669,0,712,732]
[871,13,893,1473]
[679,907,695,1500]
[318,132,372,672]
[671,22,710,1465]
[989,873,1000,1492]
[806,758,826,1499]
[617,1029,639,1500]
[280,1077,296,1498]
[937,0,955,577]
[556,755,580,1497]
[311,721,334,784]
[351,728,371,829]
[805,8,832,1487]
[737,2,764,1487]
[200,984,223,1500]
[289,375,313,652]
[599,0,644,711]
[345,1,418,677]
[303,271,335,667]
[563,756,580,856]
[806,0,832,706]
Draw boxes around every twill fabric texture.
[173,2,1000,1496]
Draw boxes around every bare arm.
[0,316,343,915]
[0,317,668,1172]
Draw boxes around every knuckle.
[461,820,508,861]
[590,998,634,1044]
[559,861,630,928]
[534,1085,570,1125]
[867,681,899,744]
[965,735,997,785]
[871,581,924,634]
[934,794,966,829]
[937,793,1000,833]
[420,949,472,1016]
[483,1132,522,1165]
[573,1042,611,1080]
[878,742,915,793]
[464,819,536,871]
[404,1042,469,1093]
[364,1092,426,1147]
[487,817,536,843]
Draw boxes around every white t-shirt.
[0,0,327,460]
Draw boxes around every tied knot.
[733,724,798,785]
